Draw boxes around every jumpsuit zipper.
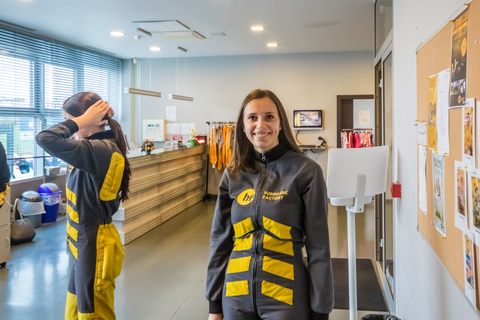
[251,156,267,315]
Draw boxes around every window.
[0,27,122,181]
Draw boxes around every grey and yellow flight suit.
[36,120,125,320]
[0,141,9,208]
[206,142,334,320]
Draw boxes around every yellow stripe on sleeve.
[227,256,251,274]
[226,281,249,297]
[100,152,125,201]
[261,280,293,305]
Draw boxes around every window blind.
[0,26,122,181]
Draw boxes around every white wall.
[130,51,373,193]
[395,0,479,319]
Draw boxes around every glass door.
[375,46,395,311]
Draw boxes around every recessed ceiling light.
[251,26,264,31]
[267,42,278,47]
[110,31,125,37]
[150,46,161,52]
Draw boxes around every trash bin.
[361,315,401,320]
[18,191,45,228]
[38,183,62,223]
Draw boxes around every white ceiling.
[1,0,375,59]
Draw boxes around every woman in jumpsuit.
[36,92,131,320]
[206,89,333,320]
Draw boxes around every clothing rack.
[341,128,375,148]
[205,121,237,199]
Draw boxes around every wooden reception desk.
[113,145,206,244]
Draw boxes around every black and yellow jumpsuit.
[0,141,9,208]
[206,142,334,320]
[36,120,125,320]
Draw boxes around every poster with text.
[432,153,446,236]
[427,75,438,150]
[455,161,468,232]
[436,69,450,155]
[464,231,476,307]
[463,102,475,166]
[450,8,468,108]
[468,168,480,244]
[419,146,427,214]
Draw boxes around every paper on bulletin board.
[167,123,181,134]
[463,231,476,307]
[450,8,468,108]
[417,123,427,146]
[436,69,450,155]
[455,161,468,232]
[166,106,176,121]
[427,74,438,150]
[419,145,427,214]
[432,152,446,236]
[468,167,480,244]
[463,99,475,166]
[181,123,195,134]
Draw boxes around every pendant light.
[125,28,162,98]
[168,46,193,102]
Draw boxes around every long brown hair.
[229,89,301,173]
[63,92,131,201]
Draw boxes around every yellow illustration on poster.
[455,161,468,232]
[432,153,445,236]
[464,231,476,307]
[468,168,480,244]
[427,75,438,150]
[450,8,468,108]
[463,101,475,166]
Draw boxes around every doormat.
[332,258,388,311]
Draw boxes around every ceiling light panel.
[267,42,278,47]
[150,46,161,52]
[251,26,264,31]
[110,31,125,37]
[131,20,190,32]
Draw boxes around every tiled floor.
[0,199,389,319]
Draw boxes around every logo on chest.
[237,189,255,205]
[262,190,288,201]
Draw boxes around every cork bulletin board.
[417,1,480,309]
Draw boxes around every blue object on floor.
[38,183,62,223]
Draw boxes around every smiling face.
[243,97,281,153]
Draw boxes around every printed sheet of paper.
[463,101,475,166]
[419,146,427,214]
[468,168,480,244]
[427,75,438,150]
[166,123,181,134]
[181,123,195,135]
[418,123,427,146]
[436,69,450,155]
[455,161,468,232]
[450,9,468,108]
[432,153,446,236]
[464,231,476,307]
[166,106,176,121]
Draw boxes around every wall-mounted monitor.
[293,110,323,130]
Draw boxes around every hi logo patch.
[237,189,255,205]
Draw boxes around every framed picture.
[293,110,323,130]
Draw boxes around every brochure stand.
[326,146,389,320]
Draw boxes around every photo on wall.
[450,8,468,108]
[463,102,475,166]
[455,161,468,232]
[427,74,438,150]
[432,152,446,236]
[468,168,480,244]
[463,231,476,307]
